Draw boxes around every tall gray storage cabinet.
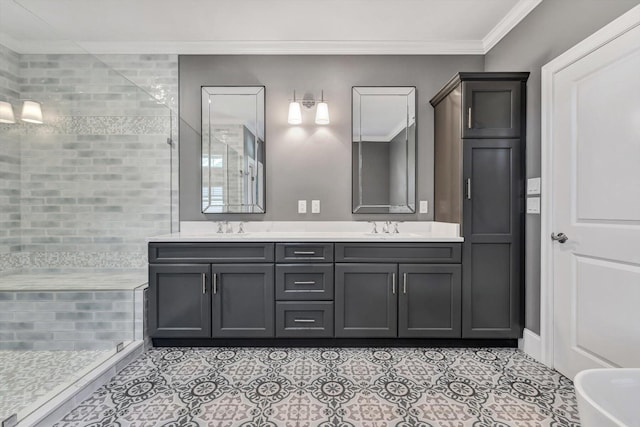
[430,72,528,339]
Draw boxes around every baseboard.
[17,341,144,427]
[153,337,519,348]
[518,328,542,362]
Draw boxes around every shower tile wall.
[0,47,179,273]
[0,290,135,350]
[0,44,22,272]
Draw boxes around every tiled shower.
[0,36,179,422]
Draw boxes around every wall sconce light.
[21,100,43,124]
[287,90,302,125]
[288,90,330,125]
[315,90,330,125]
[0,101,15,124]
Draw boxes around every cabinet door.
[212,264,274,338]
[148,264,211,338]
[398,264,461,338]
[335,263,397,338]
[462,81,522,138]
[462,140,523,338]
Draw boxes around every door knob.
[551,232,568,243]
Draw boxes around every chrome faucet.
[237,222,245,234]
[224,221,233,234]
[382,221,392,234]
[216,222,224,233]
[392,221,401,233]
[368,221,378,234]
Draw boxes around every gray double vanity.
[150,72,528,346]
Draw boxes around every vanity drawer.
[275,301,334,338]
[335,243,461,263]
[275,264,334,300]
[275,243,334,263]
[149,243,275,263]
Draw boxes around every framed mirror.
[352,86,416,213]
[202,86,265,213]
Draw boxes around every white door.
[550,19,640,378]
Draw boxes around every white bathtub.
[575,368,640,427]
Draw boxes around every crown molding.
[4,39,487,55]
[483,0,543,53]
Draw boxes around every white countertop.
[149,221,463,243]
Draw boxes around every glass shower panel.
[0,1,175,422]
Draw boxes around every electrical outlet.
[298,200,307,214]
[419,200,429,213]
[311,200,320,213]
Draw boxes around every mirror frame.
[351,86,417,214]
[201,85,266,214]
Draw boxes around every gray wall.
[179,55,484,221]
[484,0,640,334]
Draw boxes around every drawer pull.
[392,273,396,294]
[202,273,206,294]
[293,281,316,285]
[403,273,407,294]
[293,319,316,323]
[213,273,217,294]
[293,251,316,255]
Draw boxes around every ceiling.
[0,0,542,54]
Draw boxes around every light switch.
[419,200,428,213]
[527,177,541,195]
[297,200,307,214]
[311,200,320,213]
[527,197,541,214]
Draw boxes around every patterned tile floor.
[54,347,581,426]
[0,350,109,420]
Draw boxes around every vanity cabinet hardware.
[202,273,206,294]
[275,263,334,300]
[465,179,472,200]
[212,273,217,294]
[276,243,333,263]
[467,107,472,128]
[275,301,333,338]
[392,273,396,294]
[403,273,407,294]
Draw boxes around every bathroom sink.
[575,368,640,427]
